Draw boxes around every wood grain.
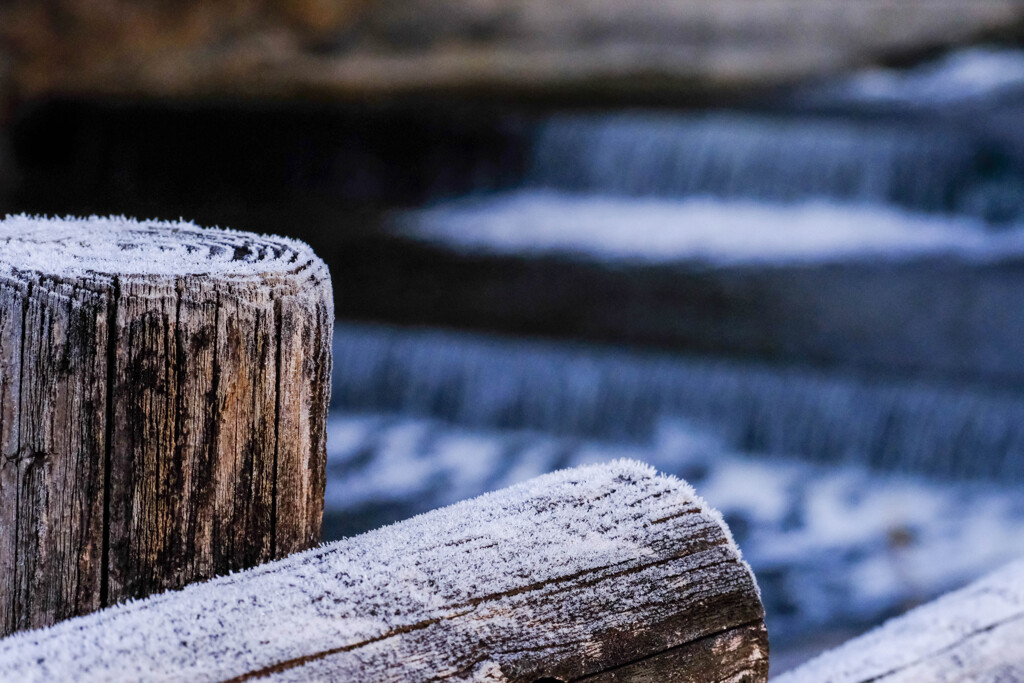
[777,559,1024,683]
[0,461,768,682]
[0,216,333,636]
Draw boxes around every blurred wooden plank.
[777,559,1024,683]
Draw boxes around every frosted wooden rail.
[778,559,1024,683]
[0,461,769,682]
[0,216,333,637]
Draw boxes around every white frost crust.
[0,460,755,682]
[0,214,322,278]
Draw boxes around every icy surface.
[323,412,1024,645]
[0,214,320,278]
[398,192,1024,264]
[0,461,754,682]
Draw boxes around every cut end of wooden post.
[0,215,333,636]
[0,215,328,280]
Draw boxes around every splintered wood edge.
[777,559,1024,683]
[0,461,768,682]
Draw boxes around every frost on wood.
[777,559,1024,683]
[0,215,333,637]
[0,461,768,683]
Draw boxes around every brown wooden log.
[777,559,1024,683]
[0,215,333,637]
[0,461,768,682]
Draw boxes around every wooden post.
[0,461,769,682]
[777,559,1024,683]
[0,216,333,637]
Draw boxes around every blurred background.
[3,0,1024,674]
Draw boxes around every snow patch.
[397,191,1024,264]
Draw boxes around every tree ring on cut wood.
[0,215,333,637]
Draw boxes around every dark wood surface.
[0,461,768,682]
[0,217,333,636]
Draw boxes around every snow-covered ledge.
[0,461,767,683]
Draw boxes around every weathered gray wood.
[0,216,333,636]
[777,559,1024,683]
[0,461,768,682]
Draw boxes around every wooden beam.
[0,216,333,636]
[777,559,1024,683]
[0,461,768,682]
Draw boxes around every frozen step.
[332,322,1024,481]
[334,194,1024,385]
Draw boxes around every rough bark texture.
[0,461,768,683]
[777,559,1024,683]
[0,216,333,637]
[2,0,1023,103]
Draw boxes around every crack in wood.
[572,617,768,682]
[271,293,281,559]
[100,275,118,609]
[11,278,30,631]
[650,506,702,525]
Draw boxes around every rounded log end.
[0,214,329,291]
